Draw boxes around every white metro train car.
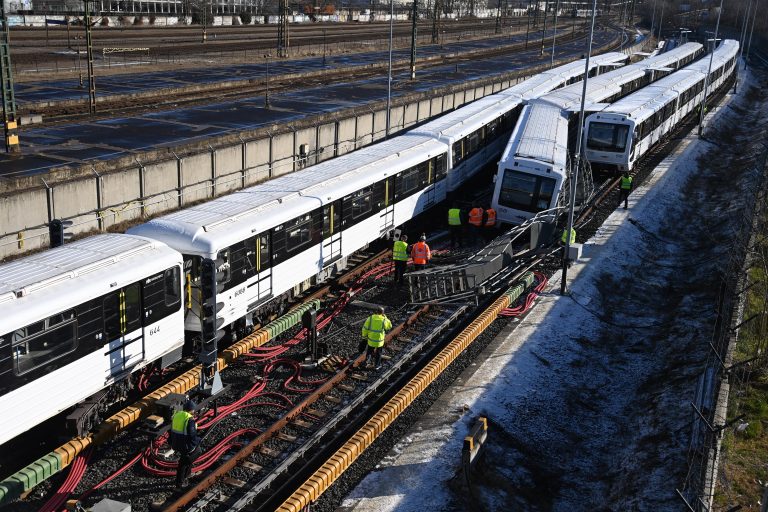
[583,39,739,172]
[0,235,184,445]
[491,42,704,225]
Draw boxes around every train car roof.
[500,51,628,100]
[590,40,739,123]
[412,94,522,140]
[539,42,703,111]
[129,134,448,255]
[507,103,569,166]
[412,52,629,142]
[0,234,181,328]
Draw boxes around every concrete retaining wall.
[0,38,644,260]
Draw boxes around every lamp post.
[561,0,598,296]
[264,54,271,108]
[650,0,656,39]
[385,0,394,138]
[697,0,723,137]
[738,0,752,61]
[540,0,548,55]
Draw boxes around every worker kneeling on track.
[170,399,201,488]
[359,306,392,370]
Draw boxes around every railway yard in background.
[0,4,767,512]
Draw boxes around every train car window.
[498,170,557,213]
[217,249,231,285]
[143,268,180,325]
[452,139,465,165]
[286,214,313,253]
[12,316,77,376]
[586,122,629,153]
[104,291,122,341]
[227,240,255,288]
[164,267,181,307]
[76,298,104,346]
[467,131,481,155]
[257,234,271,271]
[397,167,421,196]
[434,154,448,181]
[486,117,500,141]
[347,187,373,221]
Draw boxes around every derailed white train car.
[0,235,184,445]
[583,39,739,172]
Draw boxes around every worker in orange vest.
[410,234,431,271]
[483,207,497,240]
[468,204,484,244]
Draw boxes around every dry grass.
[715,205,768,510]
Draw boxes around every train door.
[379,176,395,235]
[322,200,342,266]
[104,283,143,377]
[253,233,272,302]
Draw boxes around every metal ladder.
[0,0,19,153]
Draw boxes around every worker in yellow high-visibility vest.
[360,306,392,370]
[170,400,201,488]
[447,204,463,248]
[619,172,633,210]
[392,234,409,287]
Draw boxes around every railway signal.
[49,219,75,248]
[200,256,226,395]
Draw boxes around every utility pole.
[83,0,97,115]
[650,0,656,40]
[697,0,722,135]
[0,0,19,153]
[386,0,394,137]
[278,0,288,57]
[410,0,417,79]
[745,0,758,68]
[540,0,548,55]
[202,0,207,42]
[561,0,597,296]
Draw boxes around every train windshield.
[586,122,630,153]
[499,170,557,213]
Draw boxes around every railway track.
[27,24,599,122]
